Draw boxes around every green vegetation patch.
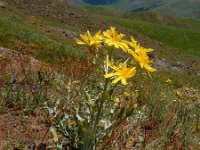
[103,15,200,58]
[0,5,84,63]
[124,12,200,31]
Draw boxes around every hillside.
[4,0,107,31]
[82,0,116,5]
[0,0,200,149]
[157,0,200,19]
[72,0,200,19]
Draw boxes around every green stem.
[91,48,114,141]
[82,47,114,150]
[93,47,114,131]
[93,79,109,131]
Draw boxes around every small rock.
[46,30,51,33]
[171,66,183,73]
[69,12,74,16]
[148,52,155,59]
[196,72,200,77]
[0,2,6,8]
[153,58,169,69]
[158,42,164,46]
[176,61,184,67]
[32,108,42,117]
[161,57,166,61]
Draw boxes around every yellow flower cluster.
[76,27,156,85]
[104,62,136,85]
[76,30,103,49]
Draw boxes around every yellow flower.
[185,87,190,91]
[121,36,139,53]
[121,36,156,72]
[72,80,79,84]
[50,127,58,143]
[126,37,153,53]
[166,79,172,83]
[125,36,137,50]
[114,97,121,104]
[175,90,182,97]
[76,30,102,49]
[128,44,156,72]
[104,61,136,85]
[103,27,127,49]
[124,92,130,96]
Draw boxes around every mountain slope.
[2,0,200,59]
[157,0,200,19]
[81,0,116,5]
[72,0,200,19]
[4,0,107,31]
[102,15,200,58]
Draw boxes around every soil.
[0,48,51,149]
[0,108,51,149]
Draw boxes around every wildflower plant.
[46,27,156,149]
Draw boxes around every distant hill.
[81,0,116,5]
[157,0,200,19]
[72,0,200,19]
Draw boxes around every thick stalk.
[93,79,109,130]
[81,81,109,150]
[93,48,114,133]
[82,48,113,150]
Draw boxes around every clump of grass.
[145,83,200,149]
[103,73,200,149]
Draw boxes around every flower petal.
[112,77,122,84]
[76,40,86,45]
[107,62,120,72]
[144,65,156,72]
[121,78,128,85]
[104,72,119,78]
